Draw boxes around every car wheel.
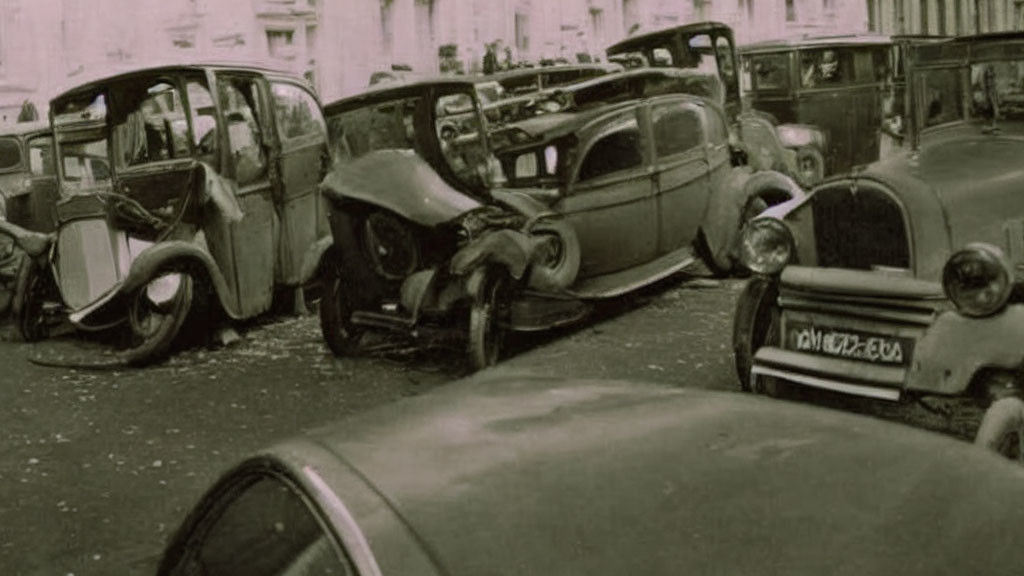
[468,269,510,371]
[975,397,1024,462]
[795,146,825,188]
[362,211,419,281]
[319,256,364,357]
[733,275,780,392]
[14,257,54,342]
[125,272,194,365]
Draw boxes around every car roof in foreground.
[274,373,1024,576]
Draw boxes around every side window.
[752,54,790,91]
[167,474,353,576]
[577,115,645,182]
[651,104,702,157]
[218,77,267,185]
[271,83,327,145]
[801,49,850,87]
[187,78,218,165]
[436,92,487,189]
[115,80,190,167]
[0,138,21,171]
[27,136,55,176]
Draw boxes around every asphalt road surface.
[0,272,983,576]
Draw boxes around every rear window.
[0,138,22,171]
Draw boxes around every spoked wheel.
[14,257,57,342]
[125,272,194,365]
[975,397,1024,463]
[468,270,511,371]
[319,257,364,357]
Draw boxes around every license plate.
[785,321,914,366]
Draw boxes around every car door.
[649,98,711,254]
[205,72,276,318]
[557,108,658,279]
[269,80,330,286]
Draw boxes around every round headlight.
[942,243,1013,317]
[739,218,794,276]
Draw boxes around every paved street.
[0,272,981,576]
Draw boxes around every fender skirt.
[119,240,244,320]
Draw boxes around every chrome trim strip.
[778,295,937,326]
[752,365,901,401]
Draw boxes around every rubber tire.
[975,396,1024,462]
[527,218,581,291]
[14,257,52,342]
[732,276,780,392]
[794,146,826,188]
[468,270,509,371]
[319,256,364,357]
[124,273,194,366]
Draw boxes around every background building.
[1,0,1022,123]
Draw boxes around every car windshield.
[327,89,488,190]
[971,58,1024,122]
[916,66,966,129]
[57,136,112,195]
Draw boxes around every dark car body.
[0,121,58,232]
[732,32,1024,459]
[483,68,725,127]
[474,63,624,97]
[158,374,1024,576]
[0,64,330,363]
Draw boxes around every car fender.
[906,306,1024,395]
[450,229,537,281]
[737,113,797,174]
[298,236,335,285]
[121,238,243,320]
[700,168,804,269]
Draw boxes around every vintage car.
[157,374,1024,576]
[739,35,893,184]
[607,22,818,188]
[732,32,1024,461]
[0,120,60,233]
[476,63,624,97]
[0,64,331,365]
[311,78,802,369]
[482,67,725,127]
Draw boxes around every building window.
[936,0,946,33]
[867,0,878,31]
[920,0,930,33]
[738,0,754,21]
[786,0,797,22]
[267,29,295,59]
[623,0,639,35]
[381,0,394,55]
[516,12,530,52]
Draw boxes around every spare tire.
[526,218,581,292]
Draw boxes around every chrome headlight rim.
[942,242,1014,318]
[776,124,826,150]
[739,217,794,276]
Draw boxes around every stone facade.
[866,0,1024,35]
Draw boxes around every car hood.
[320,149,482,227]
[296,372,1024,576]
[804,123,1024,279]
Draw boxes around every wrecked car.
[312,78,802,369]
[482,67,725,127]
[0,64,330,365]
[732,33,1024,462]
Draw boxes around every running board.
[568,248,696,300]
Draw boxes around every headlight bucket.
[739,217,794,276]
[942,243,1014,317]
[776,124,826,150]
